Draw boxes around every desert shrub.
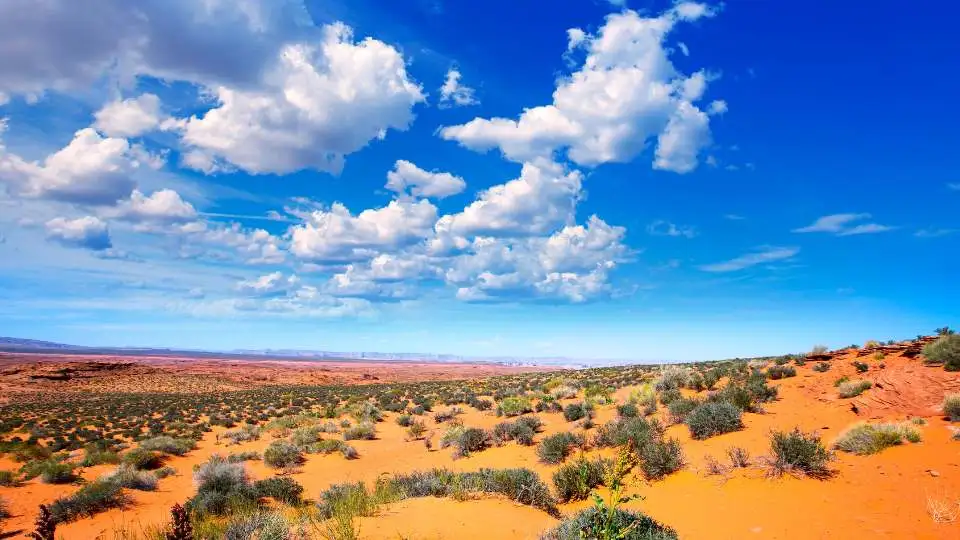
[537,432,582,464]
[551,385,578,400]
[552,456,610,503]
[924,334,960,371]
[640,437,684,480]
[222,424,261,445]
[667,397,701,424]
[107,463,158,491]
[154,466,176,479]
[686,402,743,440]
[540,507,678,540]
[291,426,322,447]
[838,380,872,398]
[616,402,639,418]
[658,388,682,406]
[563,402,587,422]
[686,372,706,392]
[834,423,921,455]
[22,460,77,484]
[943,394,960,421]
[406,420,427,440]
[81,447,120,467]
[812,362,831,372]
[834,375,850,386]
[433,408,462,424]
[767,365,796,380]
[188,456,255,516]
[493,418,540,446]
[594,417,661,449]
[768,428,832,478]
[470,397,494,411]
[227,451,261,463]
[263,440,303,469]
[584,384,612,403]
[396,414,414,427]
[811,345,829,355]
[387,468,558,516]
[253,476,303,504]
[139,436,195,456]
[123,448,165,470]
[852,361,869,373]
[654,365,689,391]
[350,402,383,423]
[0,470,17,486]
[49,478,129,523]
[726,446,751,468]
[629,384,657,409]
[316,482,382,520]
[222,510,293,540]
[449,427,491,459]
[498,396,533,417]
[343,421,377,441]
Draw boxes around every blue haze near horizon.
[0,0,955,363]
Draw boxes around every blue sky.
[0,0,956,362]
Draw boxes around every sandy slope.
[1,351,959,539]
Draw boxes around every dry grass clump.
[833,422,921,455]
[766,428,833,479]
[942,393,960,421]
[837,380,872,398]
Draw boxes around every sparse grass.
[838,380,872,398]
[767,428,833,479]
[21,459,77,484]
[834,422,921,455]
[927,494,959,524]
[726,446,751,468]
[942,394,960,421]
[667,397,701,424]
[540,508,678,540]
[253,476,304,504]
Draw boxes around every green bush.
[450,427,491,459]
[924,335,960,371]
[667,397,701,423]
[563,403,587,422]
[594,417,661,449]
[227,451,261,463]
[499,396,533,417]
[81,447,120,467]
[552,456,610,503]
[0,470,17,486]
[812,362,831,372]
[852,361,869,373]
[290,426,322,447]
[640,437,684,480]
[343,422,377,441]
[387,468,558,516]
[107,463,158,491]
[838,380,872,398]
[658,388,682,406]
[769,428,832,478]
[396,414,414,427]
[834,423,920,455]
[138,436,195,456]
[263,440,304,469]
[49,478,130,523]
[187,456,256,516]
[767,365,796,380]
[253,476,304,504]
[540,507,678,540]
[943,394,960,421]
[686,402,743,440]
[616,403,639,418]
[536,432,581,464]
[123,448,165,470]
[21,460,77,484]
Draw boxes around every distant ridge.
[0,336,600,368]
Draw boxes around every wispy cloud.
[948,183,960,191]
[646,220,697,238]
[792,213,894,236]
[699,246,799,273]
[914,228,958,238]
[723,214,746,221]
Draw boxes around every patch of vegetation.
[852,361,869,373]
[440,426,491,459]
[639,437,684,481]
[138,436,195,456]
[227,451,261,463]
[122,448,165,470]
[767,428,832,478]
[563,402,588,422]
[834,422,921,455]
[767,365,796,380]
[21,460,77,484]
[253,476,304,504]
[493,416,542,446]
[924,335,960,371]
[49,478,130,523]
[686,401,743,440]
[186,456,256,516]
[552,455,610,503]
[343,421,377,441]
[838,380,872,398]
[537,432,583,464]
[667,397,701,424]
[107,463,159,491]
[498,396,534,417]
[726,446,751,468]
[812,362,831,372]
[616,402,639,418]
[942,394,960,421]
[263,440,304,469]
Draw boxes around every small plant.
[253,476,304,504]
[838,380,872,398]
[834,375,850,387]
[123,448,165,470]
[767,428,832,478]
[263,440,304,469]
[924,334,960,371]
[767,365,796,380]
[0,470,17,486]
[639,437,684,480]
[537,432,582,464]
[406,420,427,440]
[563,402,587,422]
[450,427,491,459]
[726,446,751,468]
[49,477,130,523]
[165,503,193,540]
[810,345,829,355]
[498,396,533,417]
[552,455,611,503]
[686,402,743,440]
[616,402,639,418]
[396,414,414,427]
[834,422,921,455]
[852,361,869,373]
[812,362,831,373]
[28,504,57,540]
[107,463,159,491]
[343,422,377,441]
[667,397,701,424]
[139,436,195,456]
[942,394,960,421]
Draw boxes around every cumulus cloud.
[45,216,112,250]
[177,221,285,264]
[174,23,425,175]
[109,189,197,223]
[792,213,894,236]
[699,246,798,272]
[0,127,144,205]
[289,199,438,263]
[237,271,300,295]
[439,67,479,108]
[385,160,466,199]
[94,94,163,137]
[439,4,721,173]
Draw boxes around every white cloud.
[677,42,689,56]
[699,246,798,272]
[109,189,197,223]
[385,160,466,199]
[947,183,960,191]
[793,213,894,236]
[289,199,438,262]
[0,127,144,205]
[439,4,721,173]
[914,228,957,238]
[646,220,697,238]
[94,94,163,137]
[439,159,582,239]
[707,100,728,115]
[178,221,285,264]
[439,67,479,108]
[175,23,425,175]
[45,216,112,250]
[237,271,300,295]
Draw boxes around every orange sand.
[1,351,959,539]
